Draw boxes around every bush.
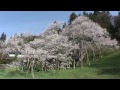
[0,58,14,64]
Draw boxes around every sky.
[0,11,119,39]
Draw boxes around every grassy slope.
[0,51,120,79]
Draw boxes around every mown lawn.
[0,51,120,79]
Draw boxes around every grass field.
[0,51,120,79]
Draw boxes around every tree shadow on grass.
[98,67,120,76]
[91,61,120,77]
[89,53,120,77]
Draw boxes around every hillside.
[0,51,120,79]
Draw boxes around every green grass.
[0,51,120,79]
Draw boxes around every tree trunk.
[31,61,34,79]
[97,44,102,58]
[44,61,46,72]
[41,62,43,72]
[90,42,96,61]
[76,60,80,67]
[68,61,70,69]
[92,49,95,61]
[85,45,90,66]
[27,58,29,68]
[73,59,75,69]
[80,52,85,68]
[81,59,83,68]
[57,61,59,70]
[26,58,31,76]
